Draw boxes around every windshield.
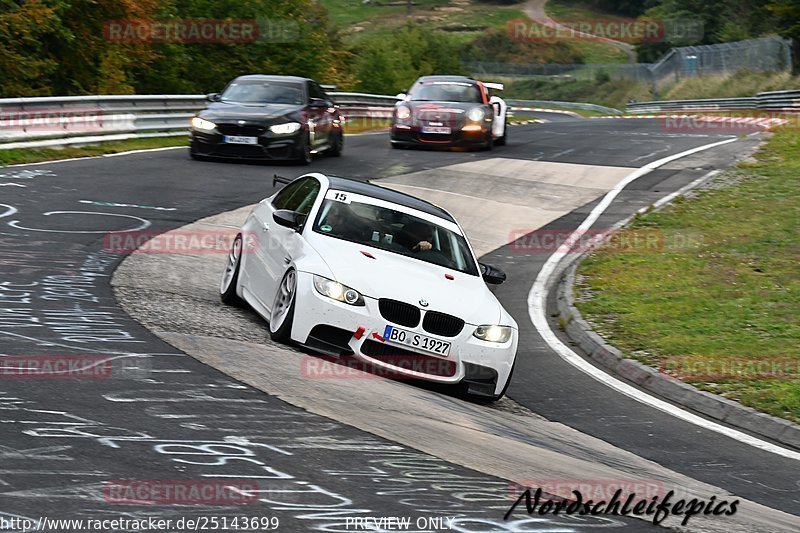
[312,198,479,276]
[221,80,304,105]
[409,82,482,103]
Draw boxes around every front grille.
[213,144,267,158]
[217,124,266,136]
[378,299,420,328]
[360,340,456,377]
[422,311,464,337]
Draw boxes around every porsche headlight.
[473,325,512,343]
[395,105,411,120]
[466,107,485,122]
[191,117,216,131]
[269,122,302,135]
[313,275,365,306]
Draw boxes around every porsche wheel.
[270,268,297,342]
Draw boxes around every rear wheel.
[495,123,507,146]
[269,269,297,342]
[325,130,344,156]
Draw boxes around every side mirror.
[479,262,506,285]
[273,210,305,231]
[309,97,328,108]
[395,93,407,100]
[206,93,221,102]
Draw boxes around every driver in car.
[322,202,371,242]
[398,221,434,252]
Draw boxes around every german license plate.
[421,126,451,134]
[223,135,258,145]
[383,325,451,357]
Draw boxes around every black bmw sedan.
[189,75,344,164]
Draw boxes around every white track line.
[0,146,186,169]
[528,137,800,461]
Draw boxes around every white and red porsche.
[390,75,507,150]
[220,173,518,400]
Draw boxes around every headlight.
[466,107,485,122]
[313,275,365,306]
[473,325,512,343]
[395,105,411,120]
[269,122,302,135]
[191,117,216,131]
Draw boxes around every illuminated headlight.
[395,105,411,120]
[466,107,485,122]
[313,275,365,306]
[191,117,216,131]
[269,122,302,135]
[473,325,512,343]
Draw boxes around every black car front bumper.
[190,124,305,160]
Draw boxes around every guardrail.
[0,92,600,150]
[627,89,800,114]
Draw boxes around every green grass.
[0,136,189,167]
[662,70,800,100]
[496,76,649,111]
[574,127,800,423]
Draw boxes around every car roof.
[325,176,455,223]
[415,75,477,84]
[233,74,310,84]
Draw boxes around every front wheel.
[269,269,297,342]
[220,234,244,306]
[296,134,312,165]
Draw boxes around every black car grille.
[360,340,456,377]
[217,124,266,137]
[378,299,420,328]
[422,311,464,337]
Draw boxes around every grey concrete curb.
[555,259,800,451]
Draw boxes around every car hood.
[305,234,502,325]
[199,102,303,123]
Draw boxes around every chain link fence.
[465,36,793,96]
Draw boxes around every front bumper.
[390,124,491,148]
[290,271,517,396]
[190,128,305,160]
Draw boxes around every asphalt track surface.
[0,115,797,532]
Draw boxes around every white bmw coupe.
[220,173,518,400]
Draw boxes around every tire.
[325,131,344,156]
[220,234,245,306]
[483,131,493,151]
[189,149,205,161]
[269,268,297,342]
[296,134,312,165]
[495,123,507,146]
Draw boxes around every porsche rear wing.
[482,82,504,91]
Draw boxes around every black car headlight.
[269,122,302,135]
[313,275,365,306]
[191,117,216,131]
